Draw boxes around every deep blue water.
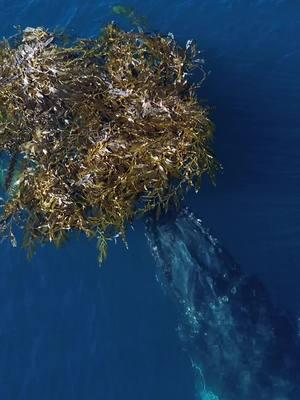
[0,1,299,399]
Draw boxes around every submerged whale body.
[146,208,300,400]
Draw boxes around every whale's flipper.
[145,208,300,400]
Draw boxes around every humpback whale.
[146,208,300,400]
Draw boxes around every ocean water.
[0,1,299,399]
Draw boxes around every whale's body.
[146,208,300,400]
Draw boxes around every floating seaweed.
[112,5,148,30]
[0,24,218,262]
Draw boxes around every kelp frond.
[112,5,148,29]
[0,24,218,263]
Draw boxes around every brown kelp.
[0,24,218,262]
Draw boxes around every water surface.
[0,1,299,399]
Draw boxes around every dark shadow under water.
[146,207,300,400]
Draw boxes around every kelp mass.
[0,24,217,262]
